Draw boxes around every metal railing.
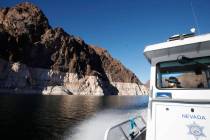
[104,115,146,140]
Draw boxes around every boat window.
[156,56,210,89]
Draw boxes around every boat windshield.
[156,56,210,89]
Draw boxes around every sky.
[1,0,210,83]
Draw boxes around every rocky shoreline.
[0,59,148,95]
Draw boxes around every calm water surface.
[0,95,148,140]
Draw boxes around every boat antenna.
[190,1,200,34]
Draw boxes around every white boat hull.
[153,101,210,140]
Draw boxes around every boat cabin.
[144,33,210,140]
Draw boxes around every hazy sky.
[1,0,210,83]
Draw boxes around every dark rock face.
[0,2,142,95]
[0,2,50,65]
[0,2,50,42]
[91,46,141,84]
[39,28,108,80]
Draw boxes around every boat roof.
[144,33,210,63]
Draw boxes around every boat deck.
[104,115,146,140]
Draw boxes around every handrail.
[104,115,146,140]
[119,126,129,140]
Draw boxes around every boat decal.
[182,114,206,120]
[187,122,206,140]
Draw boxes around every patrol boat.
[104,31,210,140]
[145,31,210,140]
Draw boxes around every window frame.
[155,56,210,90]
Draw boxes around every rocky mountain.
[145,80,150,89]
[0,2,147,95]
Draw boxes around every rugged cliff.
[0,2,147,95]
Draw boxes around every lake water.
[0,95,148,140]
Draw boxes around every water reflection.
[0,95,148,139]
